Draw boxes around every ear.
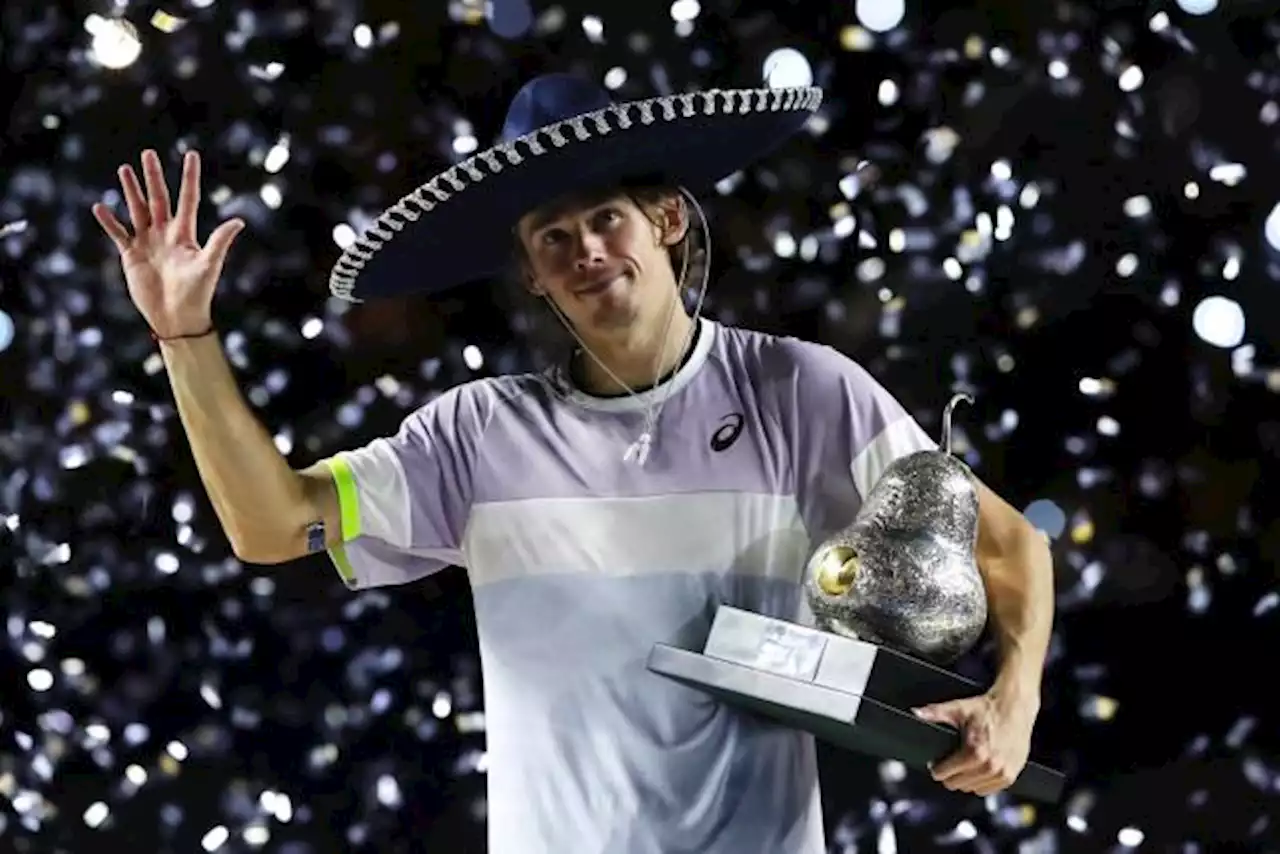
[656,194,690,246]
[519,261,544,296]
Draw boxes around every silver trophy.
[804,393,986,665]
[648,394,1064,802]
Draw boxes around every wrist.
[152,323,216,343]
[155,330,223,365]
[991,664,1042,710]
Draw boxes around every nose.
[572,229,607,271]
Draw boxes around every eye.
[539,228,567,247]
[594,208,623,228]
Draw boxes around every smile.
[574,274,628,297]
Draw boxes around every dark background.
[2,0,1279,851]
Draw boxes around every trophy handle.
[941,393,974,456]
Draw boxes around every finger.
[933,751,994,790]
[945,772,994,794]
[174,150,201,242]
[92,203,132,251]
[203,218,246,268]
[141,149,173,226]
[930,749,982,782]
[119,164,151,232]
[914,701,970,728]
[972,774,1012,798]
[914,707,950,726]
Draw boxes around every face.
[516,190,687,337]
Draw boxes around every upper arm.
[974,476,1040,570]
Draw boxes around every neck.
[576,309,696,395]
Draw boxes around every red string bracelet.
[151,326,216,343]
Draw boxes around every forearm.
[160,333,317,562]
[982,531,1054,704]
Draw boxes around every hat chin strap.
[544,187,712,466]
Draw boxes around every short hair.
[509,181,692,276]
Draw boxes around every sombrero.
[328,73,823,302]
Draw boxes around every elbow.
[227,530,302,566]
[224,474,326,566]
[228,539,275,566]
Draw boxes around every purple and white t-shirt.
[320,318,936,854]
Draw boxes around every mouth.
[573,273,629,297]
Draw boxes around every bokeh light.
[1192,296,1246,349]
[763,47,813,89]
[0,308,15,352]
[486,0,534,40]
[2,0,1279,852]
[856,0,906,34]
[1175,0,1219,16]
[1265,202,1280,251]
[86,16,143,69]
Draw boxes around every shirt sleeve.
[785,340,938,538]
[317,380,493,590]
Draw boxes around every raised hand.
[92,149,245,339]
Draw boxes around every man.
[93,73,1053,854]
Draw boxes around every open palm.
[92,149,244,339]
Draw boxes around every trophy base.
[646,606,1064,804]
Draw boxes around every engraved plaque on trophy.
[647,395,1065,803]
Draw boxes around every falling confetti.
[0,0,1277,852]
[149,10,188,33]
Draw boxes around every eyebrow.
[523,192,621,235]
[524,207,567,235]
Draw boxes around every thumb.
[913,700,970,727]
[204,218,245,269]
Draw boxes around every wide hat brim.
[329,85,823,302]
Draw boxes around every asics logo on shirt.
[710,413,745,452]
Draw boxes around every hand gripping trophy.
[649,394,1064,802]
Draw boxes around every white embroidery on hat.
[328,85,825,302]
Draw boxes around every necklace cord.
[544,189,712,465]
